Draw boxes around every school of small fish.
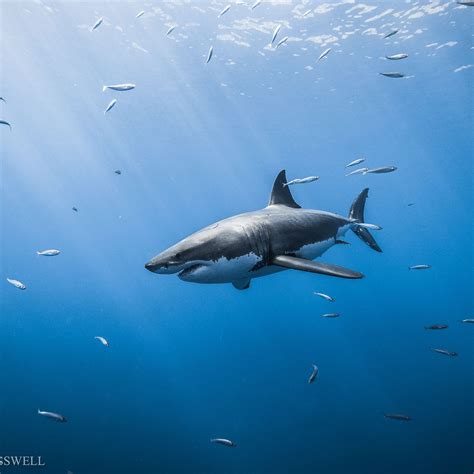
[1,2,471,463]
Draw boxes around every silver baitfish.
[251,0,261,10]
[383,29,399,39]
[276,36,289,49]
[205,46,213,64]
[424,324,448,330]
[384,413,411,421]
[345,167,368,177]
[7,278,26,290]
[379,72,404,78]
[104,99,117,114]
[385,53,408,60]
[38,409,67,422]
[284,176,319,186]
[409,264,431,270]
[313,292,334,302]
[91,17,103,31]
[308,364,319,384]
[94,336,109,347]
[271,25,281,45]
[166,25,177,36]
[210,438,236,447]
[218,4,231,17]
[430,348,458,357]
[345,158,365,168]
[37,249,61,256]
[365,167,397,174]
[102,84,135,92]
[317,48,331,62]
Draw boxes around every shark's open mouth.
[178,264,205,280]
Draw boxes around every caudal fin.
[349,188,382,252]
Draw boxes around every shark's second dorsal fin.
[268,170,301,208]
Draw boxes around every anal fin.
[232,278,251,290]
[272,255,364,279]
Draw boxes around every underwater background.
[1,1,473,473]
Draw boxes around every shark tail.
[349,188,382,252]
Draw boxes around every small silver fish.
[0,97,6,103]
[424,324,448,330]
[313,292,334,302]
[7,278,26,290]
[91,17,103,31]
[302,9,312,17]
[356,222,382,231]
[104,99,117,114]
[461,318,474,323]
[271,25,281,45]
[283,176,319,186]
[37,249,61,256]
[72,206,78,212]
[322,313,340,318]
[379,72,404,78]
[136,10,145,19]
[102,84,135,92]
[317,48,331,62]
[430,348,458,357]
[251,0,261,10]
[0,120,12,129]
[210,438,236,447]
[166,25,177,36]
[384,413,411,421]
[94,336,109,347]
[409,264,431,270]
[345,158,365,168]
[345,167,368,177]
[205,46,213,64]
[308,364,318,384]
[218,4,231,17]
[457,1,474,5]
[383,29,399,39]
[276,36,289,49]
[386,53,408,60]
[114,169,122,175]
[365,166,397,174]
[38,409,67,422]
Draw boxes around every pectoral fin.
[232,278,251,290]
[272,255,364,279]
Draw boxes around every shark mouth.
[178,263,206,280]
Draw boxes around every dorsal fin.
[268,170,301,208]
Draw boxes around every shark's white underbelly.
[182,239,339,284]
[180,253,260,284]
[180,222,352,284]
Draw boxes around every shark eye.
[174,252,182,260]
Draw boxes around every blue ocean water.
[1,1,473,473]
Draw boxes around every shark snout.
[144,261,159,272]
[145,253,183,274]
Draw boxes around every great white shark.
[145,170,382,290]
